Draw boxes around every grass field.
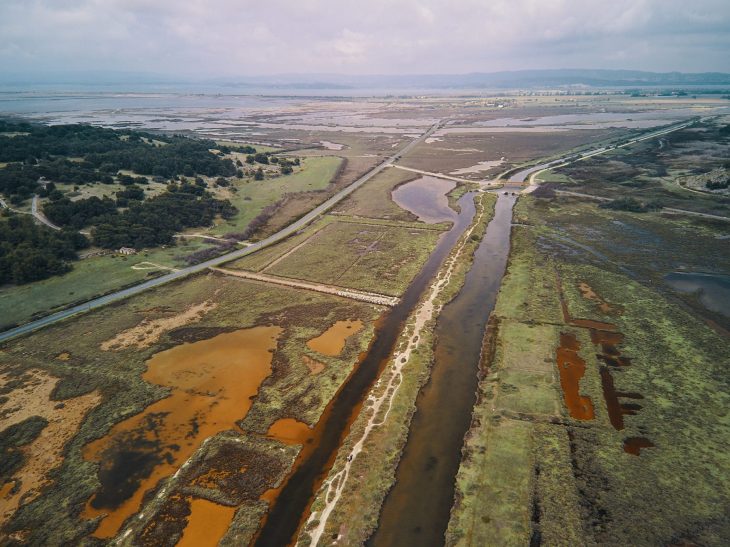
[334,166,419,221]
[265,220,443,296]
[0,156,343,330]
[0,240,214,330]
[209,155,342,237]
[0,271,381,544]
[447,194,730,546]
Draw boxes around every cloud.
[0,0,728,76]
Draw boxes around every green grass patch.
[0,241,214,330]
[210,155,342,236]
[334,166,419,221]
[447,417,534,546]
[265,220,443,296]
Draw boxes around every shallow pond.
[177,497,237,547]
[664,272,730,318]
[391,176,457,224]
[450,159,504,175]
[306,320,363,356]
[82,325,281,538]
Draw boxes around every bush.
[599,197,663,213]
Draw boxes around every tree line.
[0,214,89,285]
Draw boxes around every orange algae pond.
[267,418,313,445]
[306,320,363,356]
[555,332,595,420]
[82,325,281,538]
[176,497,237,547]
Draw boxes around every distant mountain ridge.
[223,69,730,89]
[3,68,730,90]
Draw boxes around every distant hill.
[3,68,730,91]
[240,69,730,89]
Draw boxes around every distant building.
[118,247,137,255]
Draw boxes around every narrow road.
[510,118,699,185]
[0,122,442,343]
[211,267,399,307]
[390,165,499,187]
[31,195,61,230]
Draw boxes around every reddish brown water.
[266,418,313,445]
[556,273,618,332]
[578,281,617,314]
[306,320,363,356]
[176,497,236,547]
[555,333,595,420]
[590,328,648,434]
[599,367,625,430]
[82,326,281,538]
[623,437,655,456]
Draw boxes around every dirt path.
[130,261,179,272]
[210,267,399,307]
[391,165,500,188]
[173,233,242,243]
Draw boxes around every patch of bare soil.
[578,281,619,314]
[302,355,325,375]
[0,370,100,528]
[100,301,217,351]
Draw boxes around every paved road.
[0,122,441,343]
[31,195,61,230]
[509,118,698,184]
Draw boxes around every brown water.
[82,326,281,538]
[391,176,458,224]
[254,192,479,547]
[578,282,617,314]
[590,328,647,432]
[266,418,313,445]
[370,189,518,547]
[623,437,655,456]
[555,332,595,420]
[176,497,236,547]
[306,320,363,356]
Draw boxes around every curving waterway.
[369,188,518,546]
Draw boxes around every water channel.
[256,184,518,546]
[369,188,517,546]
[255,191,479,546]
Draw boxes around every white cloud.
[0,0,728,75]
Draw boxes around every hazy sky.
[1,0,729,77]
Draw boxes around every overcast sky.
[1,0,729,77]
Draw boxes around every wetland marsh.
[1,92,728,546]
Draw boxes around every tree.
[254,167,264,181]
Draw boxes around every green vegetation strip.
[446,194,730,546]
